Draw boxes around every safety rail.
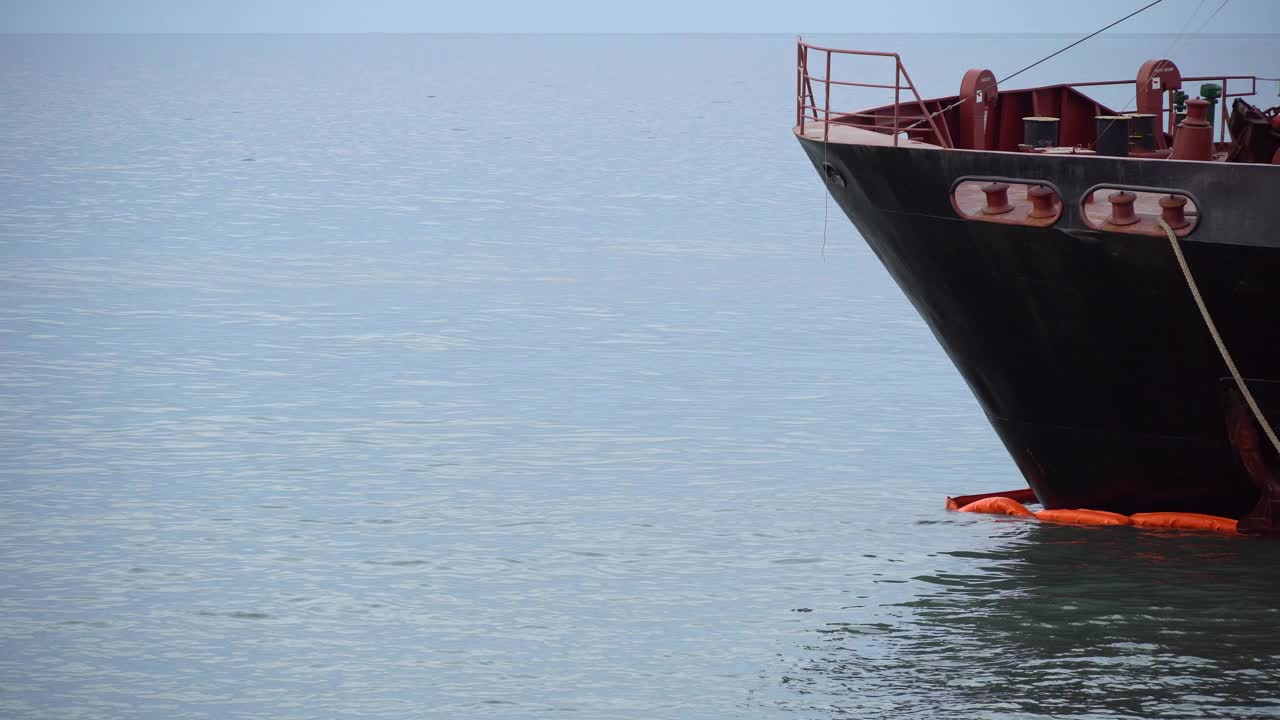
[796,39,953,148]
[797,38,1276,148]
[1066,74,1266,143]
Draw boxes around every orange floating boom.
[945,487,1038,510]
[1130,512,1239,533]
[948,494,1240,534]
[958,496,1036,517]
[1035,509,1132,526]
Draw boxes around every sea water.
[1,33,1278,719]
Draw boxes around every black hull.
[799,137,1280,519]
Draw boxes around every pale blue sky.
[1,0,1277,33]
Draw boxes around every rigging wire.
[998,0,1166,87]
[1095,0,1215,145]
[1197,0,1234,32]
[903,0,1170,135]
[1092,0,1280,152]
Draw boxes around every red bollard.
[1106,191,1139,226]
[1027,185,1058,219]
[1158,194,1190,230]
[1170,98,1213,162]
[980,182,1014,215]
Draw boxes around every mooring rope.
[1158,216,1280,457]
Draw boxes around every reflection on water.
[780,524,1280,719]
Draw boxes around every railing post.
[823,50,832,143]
[896,60,950,149]
[796,41,803,132]
[804,55,815,121]
[893,61,901,147]
[1219,77,1227,143]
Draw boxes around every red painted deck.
[796,122,939,148]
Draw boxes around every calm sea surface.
[2,33,1279,719]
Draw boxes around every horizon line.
[3,30,1278,37]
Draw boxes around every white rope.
[1159,216,1280,456]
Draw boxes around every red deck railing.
[1061,75,1262,143]
[797,36,1273,149]
[796,39,953,148]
